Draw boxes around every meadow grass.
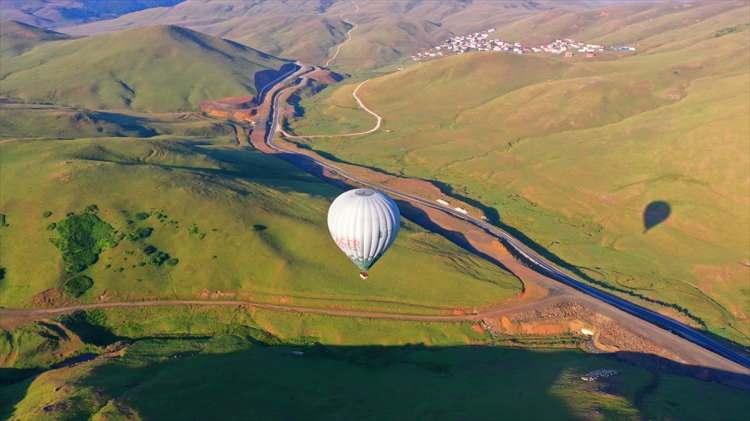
[0,103,235,140]
[2,307,748,421]
[0,134,521,311]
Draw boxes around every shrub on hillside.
[188,223,206,239]
[127,227,153,241]
[150,251,171,266]
[50,212,118,273]
[63,275,94,298]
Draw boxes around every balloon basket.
[359,271,369,280]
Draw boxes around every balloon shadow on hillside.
[643,201,671,233]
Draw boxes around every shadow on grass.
[254,62,301,102]
[643,201,671,233]
[69,343,750,419]
[287,92,306,118]
[0,368,39,420]
[74,141,339,200]
[4,338,749,420]
[90,111,158,138]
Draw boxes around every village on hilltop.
[412,28,637,61]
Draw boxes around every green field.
[1,307,748,420]
[0,103,233,139]
[288,8,750,345]
[0,123,521,312]
[0,24,287,112]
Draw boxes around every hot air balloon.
[327,188,400,279]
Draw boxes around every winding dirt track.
[324,1,360,67]
[0,296,569,323]
[281,79,382,138]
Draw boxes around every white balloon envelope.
[327,188,400,279]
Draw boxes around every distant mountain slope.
[0,19,70,56]
[61,0,747,70]
[0,0,184,28]
[0,24,290,112]
[59,0,558,68]
[62,0,354,65]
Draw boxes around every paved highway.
[262,65,750,371]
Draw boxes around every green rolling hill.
[60,1,749,72]
[0,20,70,57]
[56,0,563,69]
[62,0,355,65]
[0,133,521,311]
[288,3,750,345]
[0,24,289,112]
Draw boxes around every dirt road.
[324,1,360,67]
[281,79,382,138]
[0,295,573,324]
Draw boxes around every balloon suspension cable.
[359,271,369,280]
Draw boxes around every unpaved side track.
[281,79,382,139]
[324,1,360,67]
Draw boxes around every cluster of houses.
[411,28,636,61]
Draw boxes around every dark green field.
[2,307,749,420]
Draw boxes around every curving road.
[324,1,360,67]
[256,62,304,104]
[281,79,382,139]
[261,65,750,372]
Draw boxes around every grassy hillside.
[288,8,750,345]
[63,0,354,65]
[0,103,232,139]
[0,133,521,311]
[57,1,575,70]
[2,307,748,420]
[0,24,289,112]
[0,20,70,57]
[62,0,537,69]
[62,1,749,71]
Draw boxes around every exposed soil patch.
[32,288,68,308]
